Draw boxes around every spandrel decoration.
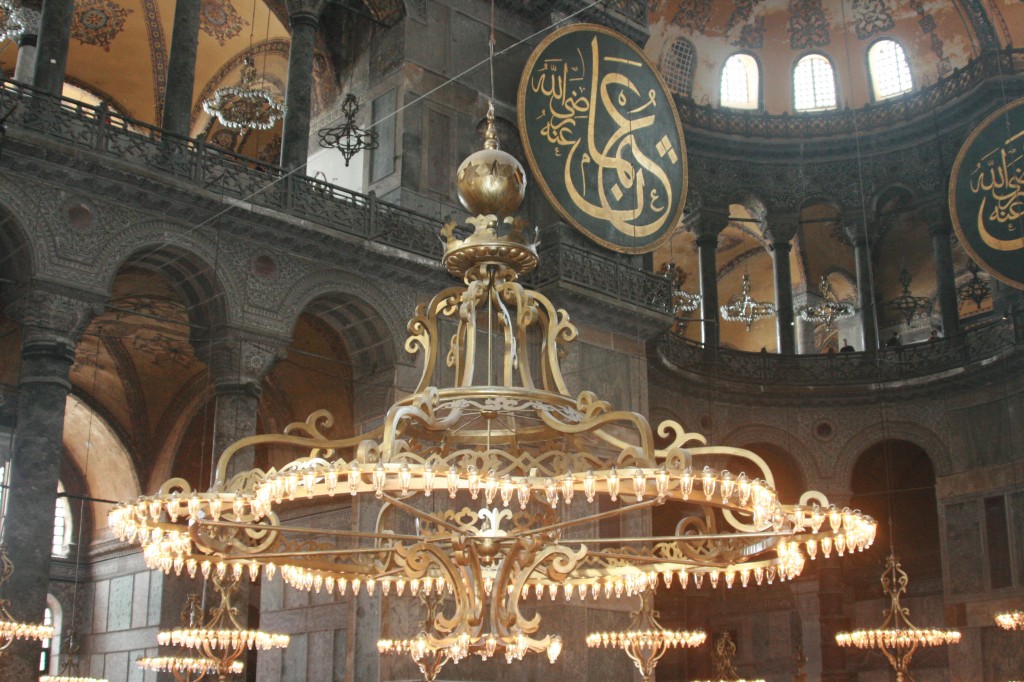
[517,24,687,254]
[950,97,1024,290]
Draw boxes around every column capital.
[285,0,326,25]
[195,326,289,392]
[920,201,953,236]
[693,206,729,244]
[18,7,40,36]
[841,215,870,246]
[5,283,104,351]
[764,214,798,246]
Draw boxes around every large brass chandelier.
[108,110,876,674]
[996,610,1024,631]
[835,554,960,682]
[798,276,855,332]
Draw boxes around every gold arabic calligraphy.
[529,37,679,239]
[970,129,1024,251]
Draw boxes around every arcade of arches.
[0,1,1022,681]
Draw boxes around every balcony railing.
[657,315,1021,388]
[0,78,671,313]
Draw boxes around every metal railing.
[0,78,671,311]
[657,314,1021,387]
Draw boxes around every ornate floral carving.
[787,0,830,49]
[200,0,246,45]
[851,0,894,40]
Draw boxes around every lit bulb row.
[39,676,109,682]
[790,504,877,541]
[585,629,706,649]
[136,656,243,675]
[248,463,782,517]
[378,632,562,665]
[158,627,290,651]
[995,610,1024,631]
[835,628,962,649]
[0,619,55,642]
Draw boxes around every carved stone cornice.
[4,282,105,351]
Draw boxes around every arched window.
[720,53,760,109]
[661,38,696,97]
[868,39,913,100]
[793,54,837,111]
[52,481,72,558]
[41,595,62,675]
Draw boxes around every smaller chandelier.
[137,656,243,680]
[690,631,764,682]
[996,610,1024,631]
[798,276,855,332]
[0,546,55,650]
[884,265,932,326]
[202,56,286,131]
[155,577,288,676]
[836,554,960,679]
[721,273,775,331]
[586,590,705,682]
[39,629,108,682]
[659,262,701,315]
[0,0,25,44]
[317,93,379,167]
[957,260,991,312]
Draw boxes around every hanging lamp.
[202,56,286,131]
[721,273,775,331]
[0,546,54,649]
[884,265,932,326]
[798,275,855,332]
[586,590,705,682]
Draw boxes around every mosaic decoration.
[787,0,830,50]
[257,136,281,164]
[200,0,246,46]
[209,128,239,150]
[907,0,949,77]
[671,0,712,33]
[140,0,167,120]
[851,0,894,40]
[71,0,132,51]
[726,0,765,49]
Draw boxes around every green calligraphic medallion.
[517,24,687,254]
[950,97,1024,290]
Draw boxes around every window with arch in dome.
[793,54,837,111]
[868,39,913,100]
[720,54,759,110]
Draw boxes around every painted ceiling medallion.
[72,0,132,52]
[200,0,246,46]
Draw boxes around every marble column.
[766,220,797,355]
[845,219,878,351]
[197,327,287,483]
[32,0,74,95]
[279,0,326,171]
[695,207,728,350]
[818,562,851,681]
[161,0,202,135]
[923,204,961,337]
[1,287,98,679]
[12,9,40,85]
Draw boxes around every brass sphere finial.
[456,101,526,217]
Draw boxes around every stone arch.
[719,422,819,488]
[96,221,245,336]
[0,176,57,280]
[278,268,410,373]
[0,202,35,285]
[836,418,952,487]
